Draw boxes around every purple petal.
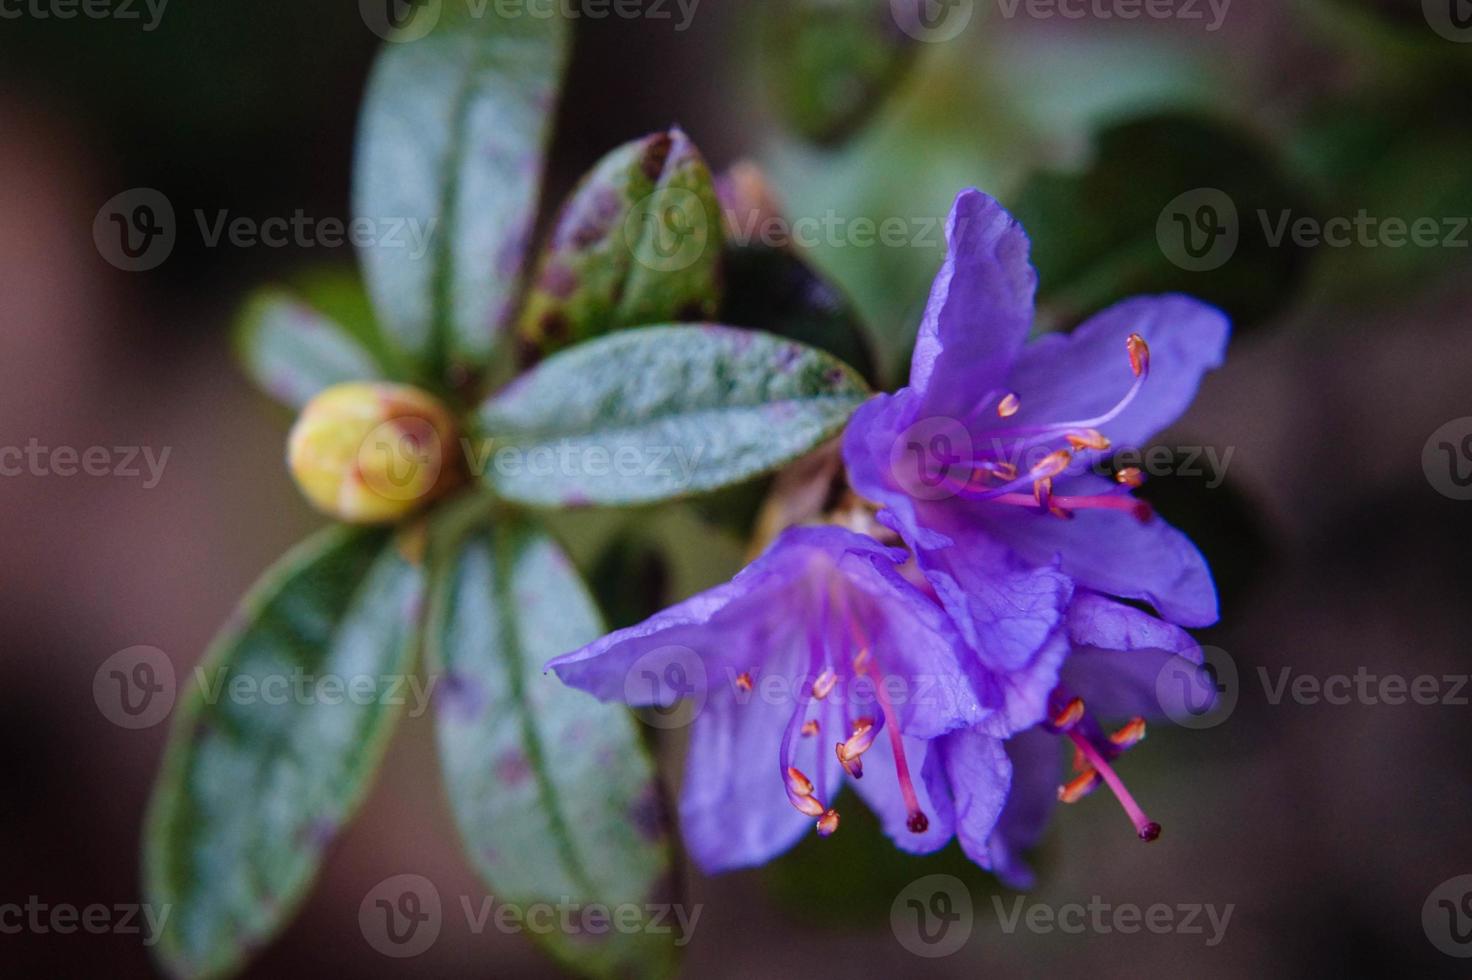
[1066,592,1200,657]
[836,543,990,738]
[909,190,1038,419]
[1000,294,1229,451]
[906,515,1074,673]
[971,629,1071,738]
[976,476,1219,627]
[549,525,905,704]
[987,728,1061,889]
[680,694,845,873]
[1063,594,1206,721]
[847,732,954,854]
[932,729,1012,869]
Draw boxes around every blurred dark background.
[3,0,1472,976]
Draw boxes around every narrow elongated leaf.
[517,128,723,362]
[353,6,569,382]
[475,325,871,507]
[145,527,425,979]
[429,515,678,978]
[234,289,384,409]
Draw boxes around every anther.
[1115,466,1144,488]
[836,719,878,778]
[1031,449,1072,480]
[812,669,838,700]
[1059,770,1100,804]
[1127,333,1150,377]
[817,809,840,836]
[786,766,814,797]
[1066,429,1111,452]
[1050,697,1086,732]
[735,672,753,693]
[801,719,820,737]
[997,392,1021,418]
[1110,717,1147,749]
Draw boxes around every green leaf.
[516,128,724,363]
[759,0,916,145]
[145,526,425,979]
[428,514,678,978]
[353,6,570,384]
[474,325,871,507]
[234,289,385,409]
[1010,113,1314,335]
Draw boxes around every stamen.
[817,809,840,836]
[1059,769,1100,804]
[840,605,931,834]
[1115,466,1144,488]
[1050,492,1155,524]
[835,718,878,779]
[1109,717,1147,750]
[997,392,1021,418]
[1067,730,1162,843]
[851,647,872,674]
[811,669,837,700]
[786,766,814,797]
[1031,450,1072,480]
[1050,697,1085,732]
[785,766,826,817]
[1127,333,1150,378]
[735,672,753,693]
[801,719,820,737]
[1066,428,1111,451]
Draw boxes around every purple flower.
[983,594,1211,887]
[548,524,1059,873]
[843,189,1231,659]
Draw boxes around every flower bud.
[287,382,459,524]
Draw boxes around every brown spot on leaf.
[538,262,578,300]
[495,749,532,788]
[638,131,675,183]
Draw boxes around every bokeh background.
[4,0,1472,976]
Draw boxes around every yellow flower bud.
[287,382,459,524]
